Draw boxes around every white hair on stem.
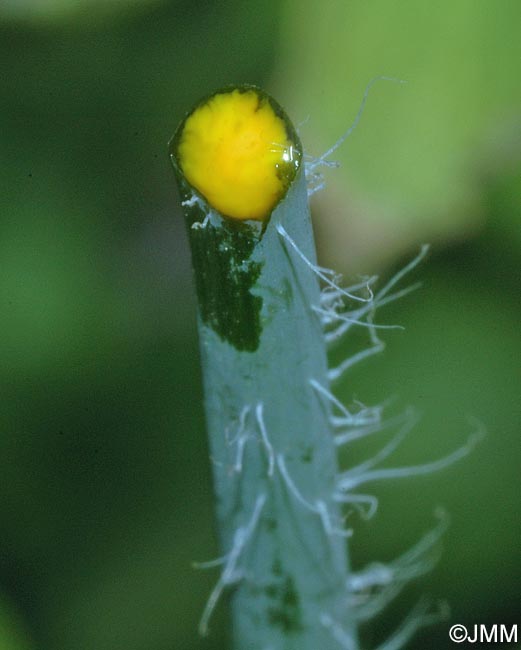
[276,223,372,303]
[332,492,379,520]
[345,511,450,622]
[313,304,403,331]
[328,317,385,384]
[304,76,407,197]
[348,510,449,594]
[337,408,419,479]
[336,424,485,492]
[192,555,228,570]
[374,597,449,650]
[331,400,385,431]
[322,249,430,383]
[276,454,352,539]
[198,493,266,636]
[307,76,407,176]
[353,582,406,623]
[320,612,357,650]
[324,247,428,349]
[320,276,377,309]
[225,405,252,474]
[255,402,275,478]
[327,341,385,383]
[310,378,356,425]
[191,213,211,230]
[333,409,406,447]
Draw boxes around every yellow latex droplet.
[176,88,300,221]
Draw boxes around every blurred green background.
[1,1,519,649]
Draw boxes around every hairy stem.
[171,87,357,650]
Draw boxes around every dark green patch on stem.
[300,445,314,463]
[265,574,302,634]
[188,217,263,352]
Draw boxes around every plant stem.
[170,82,482,650]
[171,87,357,650]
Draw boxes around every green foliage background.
[1,1,519,648]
